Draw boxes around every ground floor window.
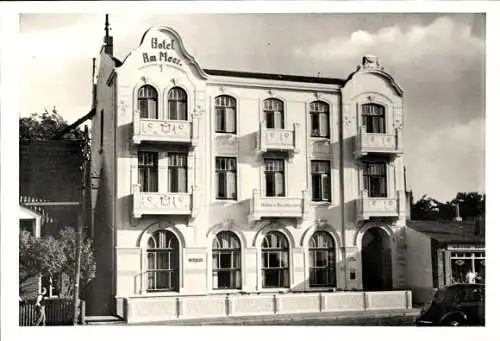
[212,231,242,289]
[146,230,179,291]
[309,231,336,287]
[261,231,289,288]
[450,249,485,284]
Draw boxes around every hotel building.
[88,20,409,322]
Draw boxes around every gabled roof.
[407,220,485,244]
[204,69,345,86]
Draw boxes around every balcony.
[132,117,199,145]
[249,189,309,222]
[257,122,299,154]
[356,190,404,221]
[354,126,402,158]
[132,184,198,219]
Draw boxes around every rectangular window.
[138,152,158,192]
[362,162,387,197]
[264,159,285,197]
[311,113,329,137]
[215,157,237,200]
[311,161,331,202]
[362,104,386,134]
[168,153,187,193]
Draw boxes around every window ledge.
[215,131,237,135]
[310,201,332,207]
[213,199,238,205]
[208,289,243,295]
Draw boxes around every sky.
[18,12,485,202]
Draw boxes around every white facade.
[89,26,408,319]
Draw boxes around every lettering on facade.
[261,201,300,208]
[188,257,204,263]
[142,37,183,67]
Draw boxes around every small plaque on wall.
[188,257,204,263]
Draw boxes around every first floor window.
[168,153,187,193]
[168,87,187,120]
[261,231,289,288]
[264,98,284,129]
[264,159,285,197]
[216,157,237,200]
[138,151,158,192]
[309,231,336,287]
[310,101,330,137]
[147,230,179,291]
[361,103,385,134]
[311,161,331,202]
[215,95,236,133]
[212,231,241,289]
[363,162,387,197]
[138,85,158,119]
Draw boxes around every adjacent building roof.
[204,69,346,86]
[407,220,485,245]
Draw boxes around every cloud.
[407,117,485,201]
[295,16,484,70]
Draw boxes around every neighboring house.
[88,17,409,321]
[406,218,485,304]
[19,139,90,299]
[19,205,42,300]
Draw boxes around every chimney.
[103,14,113,55]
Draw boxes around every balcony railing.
[249,189,309,222]
[132,184,197,218]
[356,190,403,221]
[258,122,299,154]
[354,126,402,158]
[132,117,199,145]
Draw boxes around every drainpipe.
[339,95,348,290]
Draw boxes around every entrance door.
[361,227,392,291]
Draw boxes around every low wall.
[123,291,412,324]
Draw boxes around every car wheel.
[442,316,464,326]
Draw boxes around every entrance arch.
[361,226,392,291]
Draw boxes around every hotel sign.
[142,37,183,67]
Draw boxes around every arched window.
[261,231,289,288]
[212,231,241,289]
[215,95,236,133]
[146,230,179,291]
[310,101,329,138]
[168,87,188,120]
[361,103,385,134]
[263,98,284,129]
[309,231,336,287]
[138,85,158,119]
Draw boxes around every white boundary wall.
[124,290,412,324]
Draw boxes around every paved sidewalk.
[129,308,421,326]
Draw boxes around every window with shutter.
[264,159,285,197]
[310,101,329,138]
[215,157,238,200]
[168,153,187,193]
[264,98,284,129]
[215,96,237,133]
[168,87,187,121]
[311,161,331,202]
[138,151,158,192]
[361,104,385,134]
[363,162,387,197]
[138,85,158,119]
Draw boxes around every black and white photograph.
[1,1,498,340]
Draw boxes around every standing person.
[35,287,47,326]
[465,269,477,284]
